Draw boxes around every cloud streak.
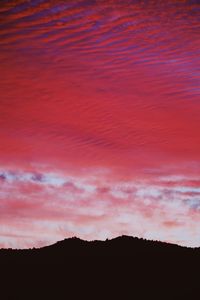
[0,167,200,248]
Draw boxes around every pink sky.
[0,0,200,248]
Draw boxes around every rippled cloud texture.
[0,0,200,248]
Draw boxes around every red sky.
[0,0,200,248]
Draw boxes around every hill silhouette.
[0,236,199,299]
[0,235,199,262]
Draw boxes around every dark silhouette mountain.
[0,236,199,299]
[0,235,199,262]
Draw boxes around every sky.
[0,0,200,248]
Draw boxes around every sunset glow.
[0,0,200,248]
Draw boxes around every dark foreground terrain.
[1,236,199,299]
[0,235,199,261]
